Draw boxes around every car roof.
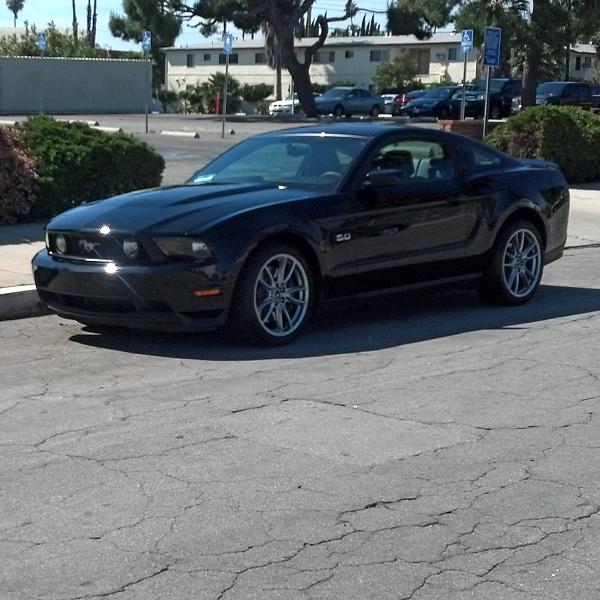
[254,122,464,141]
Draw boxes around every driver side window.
[370,139,455,182]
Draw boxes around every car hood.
[407,98,438,108]
[47,183,320,234]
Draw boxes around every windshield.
[319,87,349,99]
[537,82,565,96]
[469,79,507,94]
[422,87,454,99]
[188,135,368,192]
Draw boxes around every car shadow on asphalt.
[68,283,600,360]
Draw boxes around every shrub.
[312,83,328,95]
[241,83,272,103]
[254,100,269,115]
[0,127,38,223]
[21,117,165,218]
[487,106,600,182]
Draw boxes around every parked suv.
[451,78,521,119]
[513,81,600,112]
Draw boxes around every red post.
[216,92,221,115]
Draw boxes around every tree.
[263,22,282,100]
[86,0,98,46]
[6,0,24,28]
[372,53,417,93]
[0,22,110,57]
[110,1,182,89]
[171,0,363,117]
[454,0,527,78]
[72,0,78,44]
[387,0,457,39]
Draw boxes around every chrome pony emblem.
[79,239,100,253]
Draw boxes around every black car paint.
[404,87,460,119]
[33,123,569,331]
[450,79,522,119]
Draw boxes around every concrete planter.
[438,119,505,141]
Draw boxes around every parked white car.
[268,92,321,115]
[268,94,301,115]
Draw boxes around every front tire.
[333,104,344,118]
[369,105,380,117]
[479,220,544,305]
[228,244,314,345]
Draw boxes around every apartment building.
[162,33,478,95]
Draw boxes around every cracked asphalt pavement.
[2,245,600,600]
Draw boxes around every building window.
[409,48,430,74]
[186,54,195,68]
[576,56,582,71]
[203,53,211,62]
[219,53,239,64]
[369,49,390,62]
[447,47,457,61]
[345,50,354,59]
[583,56,592,69]
[255,52,267,64]
[314,51,335,63]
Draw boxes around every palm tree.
[72,0,78,43]
[5,0,24,28]
[263,23,282,101]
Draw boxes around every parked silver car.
[314,87,384,118]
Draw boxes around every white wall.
[165,42,477,95]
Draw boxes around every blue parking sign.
[484,27,501,67]
[37,32,46,52]
[142,31,152,53]
[461,29,473,54]
[223,33,233,55]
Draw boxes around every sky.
[0,0,391,50]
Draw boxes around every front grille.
[47,232,148,263]
[41,290,171,315]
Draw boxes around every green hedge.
[21,117,165,218]
[487,106,600,182]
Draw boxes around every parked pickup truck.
[512,81,600,112]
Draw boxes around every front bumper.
[32,250,230,331]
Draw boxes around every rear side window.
[458,143,504,173]
[371,139,455,181]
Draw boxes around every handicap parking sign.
[223,33,233,55]
[37,32,46,52]
[461,29,473,54]
[142,31,152,53]
[484,27,502,67]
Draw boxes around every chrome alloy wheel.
[253,253,310,338]
[502,228,542,298]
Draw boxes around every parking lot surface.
[2,245,600,599]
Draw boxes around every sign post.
[460,29,473,121]
[37,32,46,115]
[483,26,501,140]
[221,33,233,138]
[142,31,152,134]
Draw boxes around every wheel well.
[246,233,323,296]
[498,209,547,250]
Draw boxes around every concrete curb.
[160,130,200,138]
[0,285,49,321]
[92,125,123,133]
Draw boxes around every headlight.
[477,94,485,101]
[153,237,212,261]
[55,234,67,254]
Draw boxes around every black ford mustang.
[33,123,570,345]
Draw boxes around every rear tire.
[479,220,544,305]
[333,104,344,118]
[370,105,380,117]
[227,244,314,346]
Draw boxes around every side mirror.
[362,169,404,189]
